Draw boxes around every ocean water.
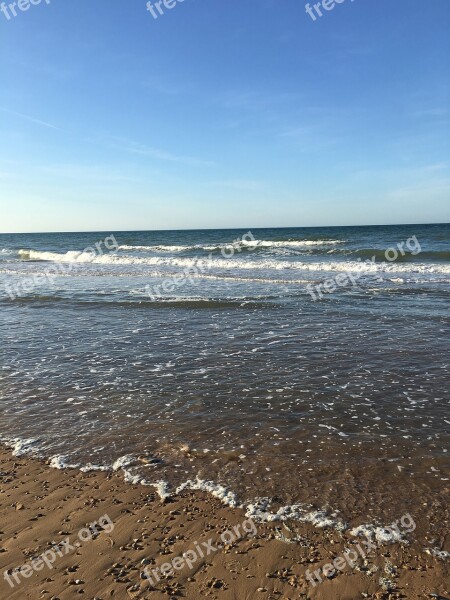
[1,224,449,536]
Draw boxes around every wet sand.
[0,448,448,600]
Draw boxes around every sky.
[0,0,449,233]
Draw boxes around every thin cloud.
[0,108,62,131]
[107,136,216,167]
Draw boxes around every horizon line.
[0,221,449,235]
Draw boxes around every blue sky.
[0,0,449,232]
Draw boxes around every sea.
[0,224,449,542]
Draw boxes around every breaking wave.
[17,248,450,275]
[118,239,345,252]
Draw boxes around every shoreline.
[2,436,448,541]
[0,447,448,599]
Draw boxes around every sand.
[0,448,448,600]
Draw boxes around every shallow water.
[1,224,449,534]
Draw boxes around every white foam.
[80,463,110,472]
[202,239,345,250]
[122,468,146,485]
[350,523,407,544]
[151,480,172,501]
[244,497,342,529]
[19,249,99,263]
[18,248,450,275]
[132,294,216,302]
[2,437,40,457]
[176,477,239,508]
[118,240,345,253]
[119,244,188,252]
[0,440,424,543]
[49,455,80,469]
[424,547,450,560]
[112,455,136,471]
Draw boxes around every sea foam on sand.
[0,441,424,547]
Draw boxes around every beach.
[2,0,449,595]
[1,225,449,598]
[0,448,448,600]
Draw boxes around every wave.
[201,239,346,251]
[0,293,275,309]
[118,239,346,253]
[17,248,450,275]
[19,249,101,263]
[353,248,450,262]
[14,244,450,262]
[419,250,450,261]
[118,244,189,252]
[17,246,450,269]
